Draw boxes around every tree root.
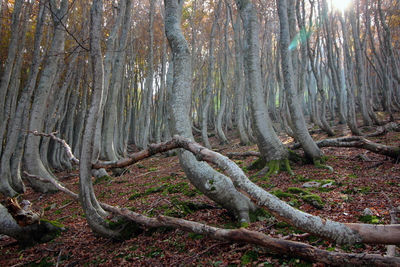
[261,158,294,179]
[32,173,400,266]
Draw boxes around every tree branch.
[28,171,400,266]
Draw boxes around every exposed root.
[262,158,294,179]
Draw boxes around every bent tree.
[235,0,291,174]
[164,0,256,222]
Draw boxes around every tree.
[164,0,256,222]
[23,0,69,193]
[277,0,323,162]
[235,0,291,174]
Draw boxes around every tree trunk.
[164,0,256,222]
[23,0,69,193]
[236,0,288,168]
[277,0,322,161]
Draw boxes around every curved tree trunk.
[0,0,45,197]
[231,10,250,145]
[201,0,222,149]
[164,0,256,222]
[215,5,229,145]
[236,0,288,166]
[277,0,322,161]
[79,0,121,238]
[23,0,69,193]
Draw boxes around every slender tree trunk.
[79,0,121,238]
[164,0,256,222]
[236,0,288,167]
[215,4,229,145]
[231,10,250,145]
[201,0,222,149]
[23,0,69,193]
[277,0,322,161]
[349,0,372,126]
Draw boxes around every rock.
[302,181,321,188]
[363,208,374,216]
[321,182,333,188]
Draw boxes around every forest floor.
[1,120,400,266]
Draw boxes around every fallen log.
[29,172,400,267]
[0,197,63,246]
[30,134,400,245]
[290,136,400,160]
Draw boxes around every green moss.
[188,232,203,240]
[248,158,266,170]
[93,175,112,185]
[29,257,53,267]
[313,159,333,173]
[360,186,371,194]
[358,215,380,224]
[301,194,324,208]
[241,250,258,265]
[108,218,142,239]
[288,199,300,207]
[292,175,311,183]
[240,222,250,228]
[249,208,271,222]
[275,221,290,228]
[287,187,308,195]
[165,182,189,193]
[148,167,158,172]
[272,189,294,199]
[40,219,65,229]
[128,190,142,200]
[348,173,358,179]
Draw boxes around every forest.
[0,0,399,265]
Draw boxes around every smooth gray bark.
[215,5,229,145]
[79,0,120,238]
[201,0,222,149]
[277,0,322,160]
[164,0,256,222]
[236,0,288,164]
[23,0,69,193]
[349,1,372,126]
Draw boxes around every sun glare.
[330,0,352,12]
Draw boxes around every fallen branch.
[29,133,400,245]
[92,139,180,169]
[365,122,400,137]
[29,131,80,165]
[29,172,400,266]
[290,136,400,160]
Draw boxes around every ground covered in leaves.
[1,123,400,266]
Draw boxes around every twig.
[56,249,63,267]
[28,130,79,165]
[28,171,400,266]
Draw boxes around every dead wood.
[29,131,80,165]
[291,136,400,160]
[29,172,400,267]
[365,122,400,137]
[31,134,400,245]
[5,198,40,227]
